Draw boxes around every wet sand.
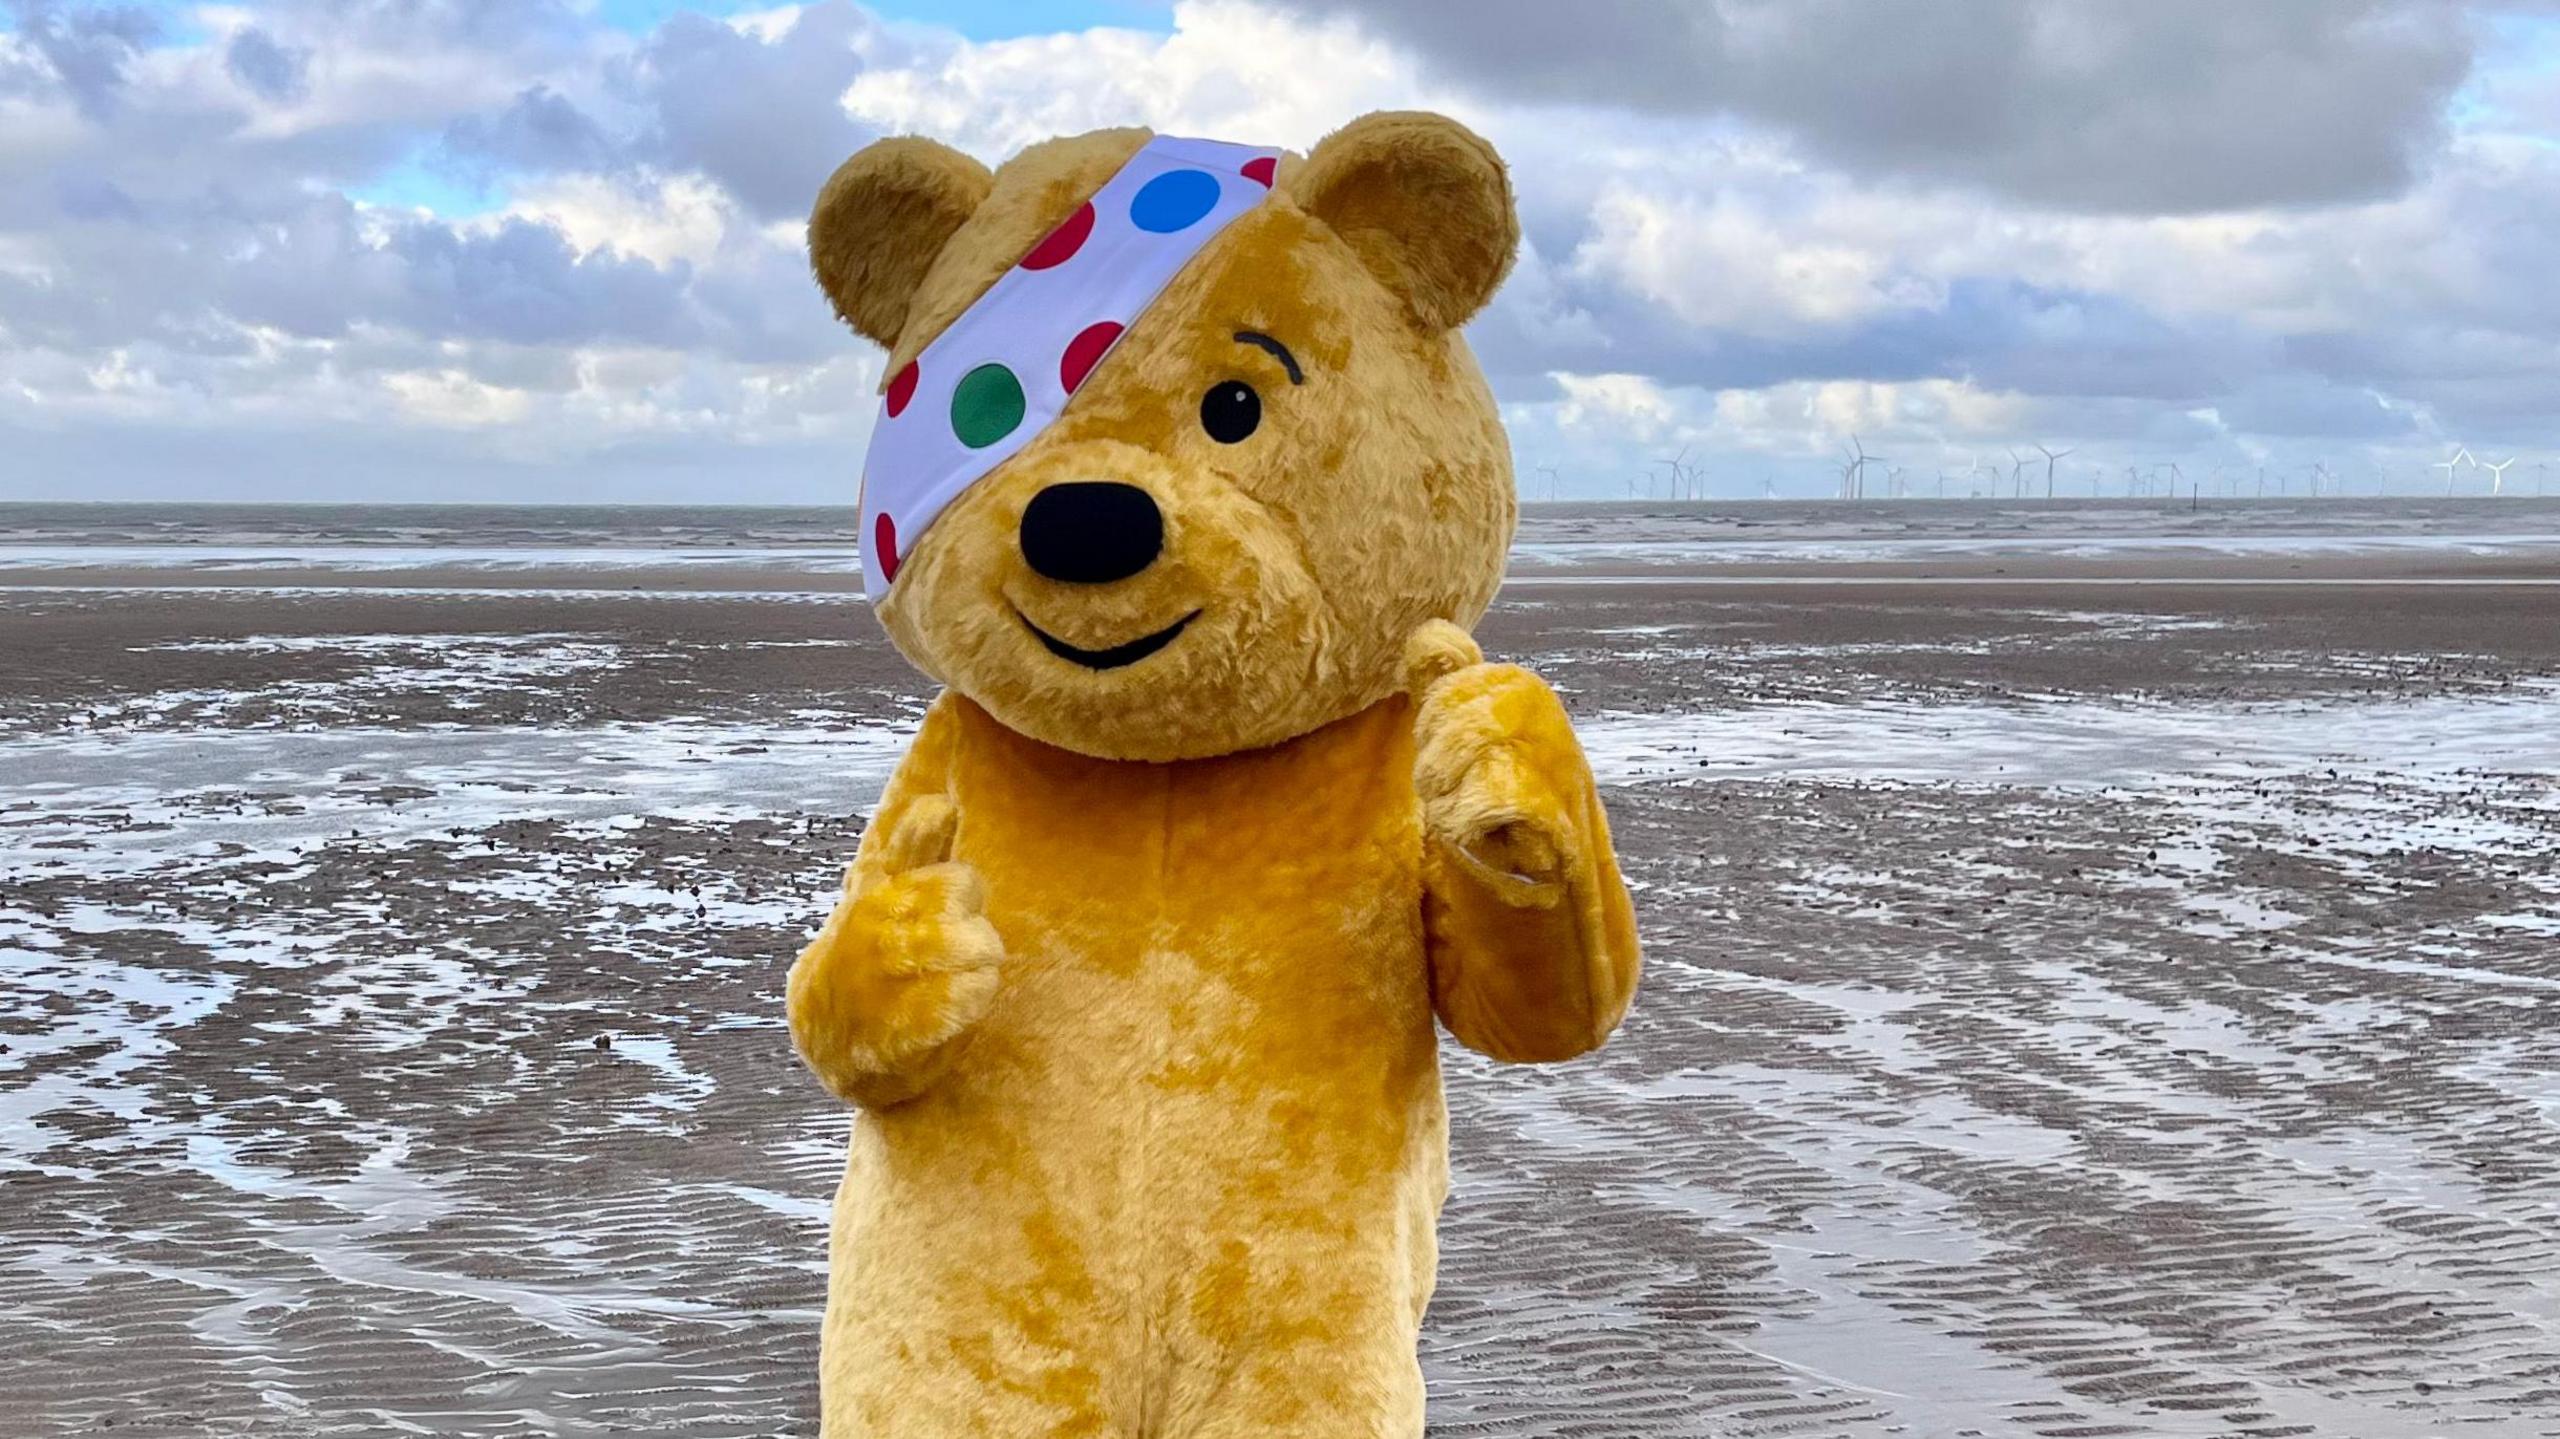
[5,558,2559,1436]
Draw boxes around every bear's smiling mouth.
[1017,608,1202,671]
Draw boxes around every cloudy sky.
[4,0,2557,503]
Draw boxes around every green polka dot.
[950,363,1026,449]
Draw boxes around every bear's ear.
[809,136,996,349]
[1289,111,1519,333]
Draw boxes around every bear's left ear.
[1289,111,1519,333]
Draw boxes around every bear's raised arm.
[1409,624,1642,1063]
[786,696,1006,1109]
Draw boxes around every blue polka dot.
[1128,169,1221,233]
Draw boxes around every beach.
[5,500,2559,1437]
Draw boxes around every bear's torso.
[819,693,1445,1435]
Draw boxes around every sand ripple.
[4,583,2557,1436]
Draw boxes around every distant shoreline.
[4,496,2556,592]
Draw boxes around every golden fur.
[790,111,1640,1435]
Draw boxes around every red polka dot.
[1020,202,1095,270]
[872,512,900,583]
[1059,320,1124,394]
[885,360,918,418]
[1242,155,1277,188]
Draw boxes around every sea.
[2,496,2559,581]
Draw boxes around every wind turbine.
[2431,445,2475,495]
[2034,444,2074,499]
[1842,436,1885,501]
[2483,456,2517,496]
[1654,446,1695,500]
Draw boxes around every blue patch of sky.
[590,0,1168,39]
[2456,8,2560,135]
[0,0,204,44]
[589,0,757,33]
[870,0,1170,38]
[347,152,503,219]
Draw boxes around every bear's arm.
[1415,662,1641,1064]
[786,693,1004,1109]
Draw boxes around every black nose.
[1018,482,1163,584]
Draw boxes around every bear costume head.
[809,113,1520,762]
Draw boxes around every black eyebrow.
[1233,330,1302,385]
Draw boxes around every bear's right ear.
[809,137,995,349]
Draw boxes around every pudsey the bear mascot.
[790,111,1642,1436]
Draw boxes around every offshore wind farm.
[1601,437,2560,504]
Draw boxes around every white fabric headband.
[857,135,1284,601]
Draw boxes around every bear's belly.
[819,698,1445,1415]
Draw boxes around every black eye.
[1199,380,1260,444]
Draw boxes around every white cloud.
[1552,372,1678,437]
[1570,184,1913,335]
[383,367,536,427]
[498,171,733,266]
[843,0,1422,160]
[1,0,2555,501]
